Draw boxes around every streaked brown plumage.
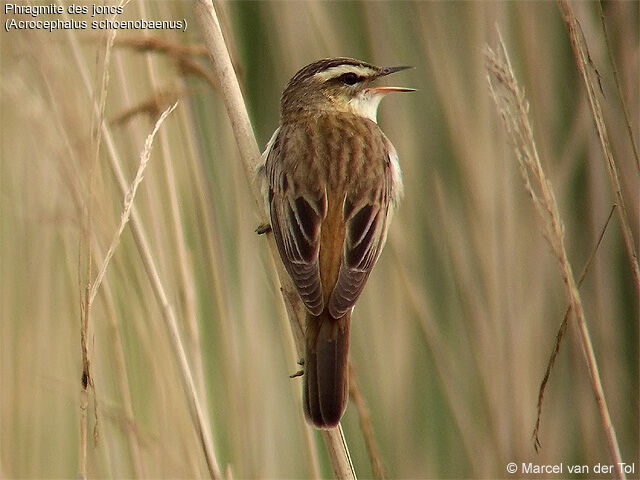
[260,58,412,428]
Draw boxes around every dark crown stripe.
[288,57,369,86]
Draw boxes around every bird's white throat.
[347,90,385,123]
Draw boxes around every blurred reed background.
[1,1,638,478]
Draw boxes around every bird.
[258,57,413,428]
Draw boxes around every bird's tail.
[303,309,351,429]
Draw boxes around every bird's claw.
[255,223,272,235]
[289,358,305,378]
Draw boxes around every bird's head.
[281,57,414,123]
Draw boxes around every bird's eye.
[337,72,362,85]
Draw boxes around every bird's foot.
[255,223,272,235]
[289,358,305,378]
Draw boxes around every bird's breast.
[285,113,389,195]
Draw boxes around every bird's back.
[274,112,389,299]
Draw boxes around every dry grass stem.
[558,0,639,292]
[486,30,625,480]
[79,261,91,480]
[193,0,356,477]
[532,204,617,451]
[92,0,128,163]
[89,102,178,305]
[78,187,100,480]
[63,9,222,478]
[78,7,124,471]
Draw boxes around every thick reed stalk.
[193,0,356,477]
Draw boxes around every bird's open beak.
[371,66,415,94]
[369,86,416,94]
[379,65,413,76]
